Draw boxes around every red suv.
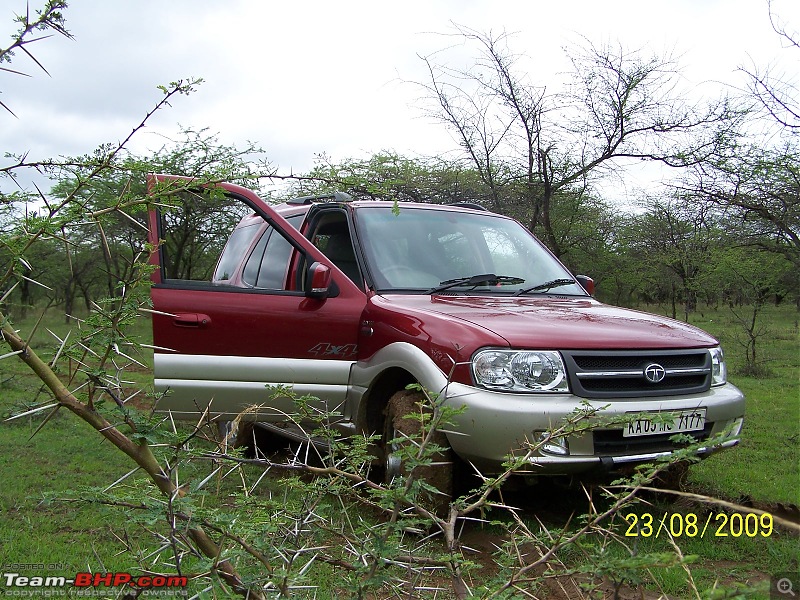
[147,175,744,491]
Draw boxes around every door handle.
[173,313,211,328]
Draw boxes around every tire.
[384,389,453,516]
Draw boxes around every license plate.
[623,409,707,438]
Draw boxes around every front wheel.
[384,389,453,516]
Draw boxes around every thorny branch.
[0,0,72,116]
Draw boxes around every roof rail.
[447,201,488,211]
[286,191,354,205]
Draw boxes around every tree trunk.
[64,279,75,324]
[19,277,30,318]
[671,282,677,320]
[0,312,267,600]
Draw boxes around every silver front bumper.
[440,382,745,474]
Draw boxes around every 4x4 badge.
[643,363,666,383]
[308,342,358,358]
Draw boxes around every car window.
[159,190,249,281]
[241,215,303,289]
[480,224,533,276]
[241,227,269,285]
[214,222,260,281]
[305,211,363,289]
[356,206,584,294]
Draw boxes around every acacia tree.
[285,151,491,206]
[623,197,722,320]
[683,142,800,271]
[678,4,799,289]
[1,5,272,595]
[0,0,69,115]
[708,244,790,375]
[739,0,800,132]
[42,129,267,300]
[416,27,741,257]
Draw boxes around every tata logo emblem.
[643,363,666,383]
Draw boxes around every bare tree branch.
[413,28,741,257]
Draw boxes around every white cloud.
[2,0,798,197]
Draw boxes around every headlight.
[709,346,727,386]
[472,349,568,392]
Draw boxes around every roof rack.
[286,191,354,205]
[447,201,488,211]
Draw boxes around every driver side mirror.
[305,261,332,299]
[576,275,595,296]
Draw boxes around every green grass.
[0,303,797,598]
[0,312,131,568]
[678,303,798,506]
[604,500,799,598]
[0,410,144,571]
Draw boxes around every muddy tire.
[384,389,453,516]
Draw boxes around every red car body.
[148,175,744,475]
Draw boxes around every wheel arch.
[359,367,416,436]
[352,342,450,436]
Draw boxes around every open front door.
[146,175,366,421]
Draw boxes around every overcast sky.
[2,0,798,200]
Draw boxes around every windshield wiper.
[428,274,524,295]
[513,278,577,296]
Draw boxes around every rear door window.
[241,216,302,289]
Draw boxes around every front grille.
[573,354,704,370]
[593,424,713,455]
[562,349,712,399]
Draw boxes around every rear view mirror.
[576,275,595,296]
[305,262,332,299]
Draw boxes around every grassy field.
[672,304,799,507]
[0,313,150,571]
[0,303,797,597]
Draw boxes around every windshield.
[355,206,586,295]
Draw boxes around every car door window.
[242,217,302,289]
[215,222,260,282]
[159,190,249,282]
[241,227,269,285]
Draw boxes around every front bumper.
[441,381,745,475]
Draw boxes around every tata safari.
[147,175,745,497]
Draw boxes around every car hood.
[378,294,718,349]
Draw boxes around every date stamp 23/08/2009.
[624,512,774,538]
